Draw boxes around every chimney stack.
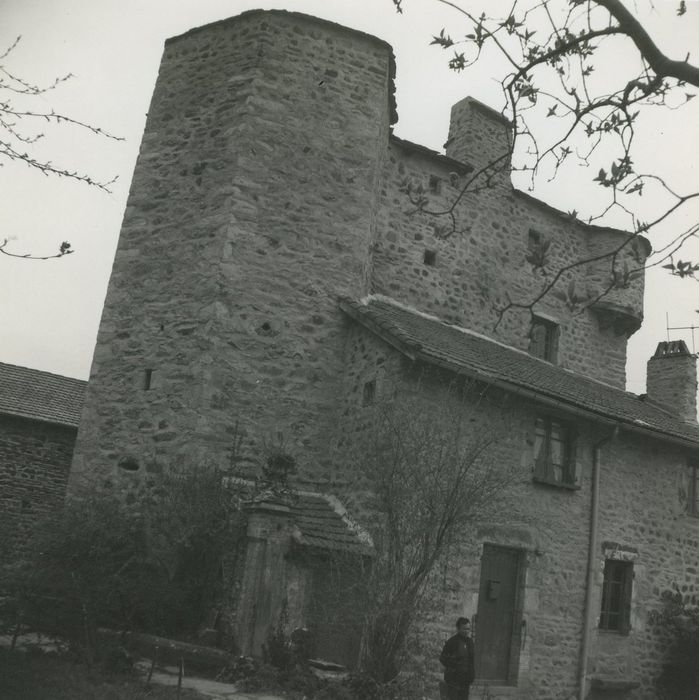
[646,340,698,423]
[444,96,511,176]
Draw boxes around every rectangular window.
[599,560,633,633]
[362,379,376,407]
[689,462,699,516]
[529,317,559,363]
[533,417,575,486]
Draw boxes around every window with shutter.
[533,416,576,487]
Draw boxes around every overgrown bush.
[338,387,513,682]
[1,466,246,656]
[653,586,699,699]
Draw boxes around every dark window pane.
[600,560,633,633]
[530,319,559,363]
[533,417,573,485]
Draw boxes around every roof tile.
[0,362,86,427]
[341,297,699,448]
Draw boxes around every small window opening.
[362,379,376,407]
[144,369,153,390]
[428,175,442,194]
[528,228,541,251]
[529,317,559,363]
[600,560,633,633]
[424,249,437,266]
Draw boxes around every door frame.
[475,543,527,686]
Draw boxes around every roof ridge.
[340,296,422,354]
[0,361,87,384]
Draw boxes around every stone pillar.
[646,340,698,423]
[235,495,294,657]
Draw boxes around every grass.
[0,647,208,700]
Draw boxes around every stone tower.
[69,11,393,493]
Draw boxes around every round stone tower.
[69,11,393,494]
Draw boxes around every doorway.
[475,544,524,684]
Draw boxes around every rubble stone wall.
[370,138,642,388]
[338,325,697,699]
[0,415,75,558]
[69,10,392,494]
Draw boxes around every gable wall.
[0,414,75,560]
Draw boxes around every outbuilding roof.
[340,296,699,449]
[290,492,373,556]
[0,362,86,427]
[227,479,373,556]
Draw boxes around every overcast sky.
[1,0,698,396]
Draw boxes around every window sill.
[590,676,639,693]
[598,627,631,637]
[532,475,579,491]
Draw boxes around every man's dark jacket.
[439,633,475,688]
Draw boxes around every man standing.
[439,617,475,700]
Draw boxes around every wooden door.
[475,544,522,683]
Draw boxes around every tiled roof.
[227,480,373,555]
[340,297,699,449]
[290,492,373,556]
[0,362,86,427]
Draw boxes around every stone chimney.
[444,96,511,176]
[646,340,698,423]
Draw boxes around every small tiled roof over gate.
[227,480,373,556]
[0,362,86,427]
[290,492,372,555]
[340,296,699,448]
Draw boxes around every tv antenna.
[666,313,698,353]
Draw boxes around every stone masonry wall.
[370,137,644,389]
[646,352,698,423]
[336,325,595,698]
[0,415,75,559]
[69,11,392,495]
[588,434,699,698]
[70,9,648,501]
[445,96,511,176]
[337,324,696,698]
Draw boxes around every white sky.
[1,0,698,396]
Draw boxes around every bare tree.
[334,385,515,682]
[0,36,123,260]
[394,0,699,318]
